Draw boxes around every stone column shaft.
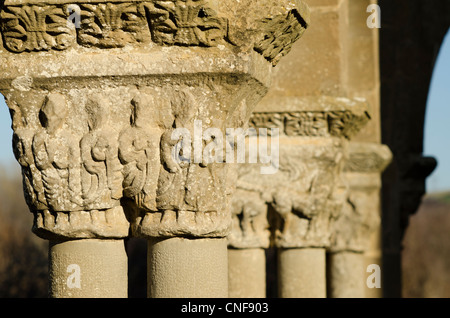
[228,248,266,298]
[49,239,128,298]
[326,251,365,298]
[278,248,326,298]
[148,238,228,298]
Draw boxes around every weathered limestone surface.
[278,247,326,298]
[0,0,311,299]
[228,95,370,299]
[327,141,392,298]
[230,96,370,250]
[326,251,365,298]
[229,0,389,299]
[49,239,128,298]
[148,237,228,298]
[228,248,266,298]
[0,0,310,241]
[330,142,392,254]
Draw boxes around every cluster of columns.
[0,0,393,298]
[228,0,392,298]
[228,98,392,298]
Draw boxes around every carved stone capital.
[228,188,271,249]
[0,0,310,240]
[329,142,392,253]
[230,96,371,249]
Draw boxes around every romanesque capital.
[329,142,392,253]
[230,96,370,249]
[0,0,310,240]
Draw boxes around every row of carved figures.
[12,92,227,216]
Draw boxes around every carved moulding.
[0,0,310,65]
[0,0,310,240]
[229,96,371,249]
[328,142,393,254]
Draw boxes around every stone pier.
[232,96,371,298]
[328,142,392,298]
[229,0,390,298]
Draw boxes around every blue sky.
[424,30,450,193]
[0,31,449,193]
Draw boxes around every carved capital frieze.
[0,0,310,240]
[329,142,393,253]
[0,0,309,65]
[230,96,371,249]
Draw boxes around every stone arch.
[379,0,450,298]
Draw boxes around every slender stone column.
[0,0,310,298]
[49,239,128,298]
[326,251,364,298]
[278,248,326,298]
[228,188,271,298]
[148,238,228,298]
[228,248,266,298]
[328,142,392,298]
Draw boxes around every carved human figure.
[157,89,225,214]
[32,93,83,212]
[157,89,196,211]
[184,117,227,214]
[80,95,122,210]
[119,94,160,211]
[10,106,47,211]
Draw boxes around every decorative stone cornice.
[0,0,310,240]
[249,96,371,139]
[0,0,309,65]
